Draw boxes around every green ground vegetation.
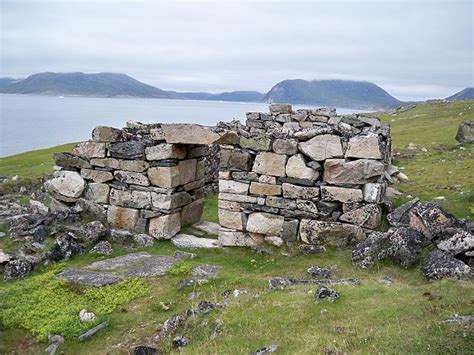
[0,101,473,353]
[376,100,474,219]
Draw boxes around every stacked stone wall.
[216,104,392,247]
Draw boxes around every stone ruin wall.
[52,104,392,248]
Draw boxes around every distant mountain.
[180,91,264,102]
[0,78,22,89]
[0,72,181,99]
[446,87,474,101]
[261,79,401,109]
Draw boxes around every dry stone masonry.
[51,104,392,248]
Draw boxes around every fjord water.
[0,94,365,157]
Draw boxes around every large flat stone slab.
[84,252,152,271]
[124,255,178,277]
[57,269,123,287]
[172,234,221,248]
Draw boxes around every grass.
[376,100,474,219]
[0,101,473,353]
[0,143,76,178]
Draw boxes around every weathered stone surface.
[150,128,165,141]
[47,234,83,261]
[108,141,145,159]
[192,264,221,278]
[218,199,241,211]
[85,182,110,203]
[162,124,239,145]
[219,193,259,204]
[124,255,177,277]
[107,206,139,230]
[57,269,123,287]
[249,182,282,196]
[3,259,33,280]
[145,144,187,160]
[54,152,91,169]
[285,154,318,180]
[272,138,298,155]
[265,236,284,246]
[86,252,152,271]
[192,221,221,235]
[89,241,113,255]
[46,171,85,202]
[296,199,319,214]
[107,229,135,245]
[280,219,299,241]
[78,322,108,340]
[172,234,220,248]
[80,168,113,183]
[246,212,284,235]
[345,133,382,159]
[151,191,192,210]
[352,227,424,268]
[252,152,287,177]
[282,183,319,199]
[266,196,296,209]
[72,141,106,159]
[312,108,336,117]
[178,159,197,185]
[219,209,244,230]
[219,180,249,195]
[133,233,155,247]
[220,150,252,171]
[437,229,474,256]
[455,120,474,143]
[363,183,385,203]
[90,158,119,169]
[321,186,363,203]
[218,229,255,246]
[119,160,150,173]
[323,159,384,184]
[180,199,204,226]
[387,198,420,227]
[148,166,180,188]
[298,134,343,161]
[270,104,292,114]
[91,126,127,142]
[316,285,339,302]
[110,189,151,209]
[421,249,471,280]
[299,220,365,247]
[408,203,460,240]
[149,213,181,239]
[114,170,150,186]
[339,204,382,229]
[240,133,271,151]
[259,175,277,184]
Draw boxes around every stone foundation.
[52,104,392,246]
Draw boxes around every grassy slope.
[377,100,474,219]
[0,101,473,353]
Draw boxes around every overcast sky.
[1,0,472,100]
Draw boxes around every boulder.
[421,249,471,280]
[72,141,106,159]
[80,168,113,183]
[285,154,318,180]
[339,204,382,229]
[307,265,334,278]
[76,221,106,244]
[149,213,181,239]
[455,120,474,143]
[408,203,460,240]
[299,220,365,247]
[171,234,220,248]
[352,227,424,268]
[272,138,298,155]
[249,182,282,196]
[320,186,363,203]
[46,171,85,202]
[323,159,384,184]
[345,133,382,159]
[47,234,83,261]
[144,143,187,160]
[89,241,113,255]
[148,166,180,188]
[298,134,343,161]
[161,124,239,145]
[246,212,284,235]
[3,259,33,280]
[252,152,287,177]
[107,206,140,231]
[436,229,474,256]
[108,141,145,159]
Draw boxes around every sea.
[0,94,367,157]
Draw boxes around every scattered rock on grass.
[89,241,113,255]
[191,264,221,279]
[78,321,108,341]
[79,309,97,322]
[45,334,64,355]
[133,233,155,247]
[172,336,188,349]
[132,346,160,355]
[47,233,83,262]
[3,259,33,281]
[197,300,214,314]
[315,285,340,302]
[299,244,326,255]
[443,314,474,324]
[307,265,335,278]
[174,250,196,259]
[421,249,471,280]
[171,234,221,249]
[210,318,223,340]
[251,344,278,354]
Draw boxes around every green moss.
[166,261,193,276]
[0,269,150,341]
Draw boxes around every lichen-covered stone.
[85,183,110,204]
[80,168,113,183]
[272,138,298,155]
[109,189,151,209]
[72,141,106,159]
[114,170,150,186]
[299,220,365,247]
[421,249,471,280]
[46,171,85,202]
[282,183,319,199]
[149,213,181,239]
[108,141,145,159]
[320,186,363,203]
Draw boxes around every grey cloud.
[1,0,472,100]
